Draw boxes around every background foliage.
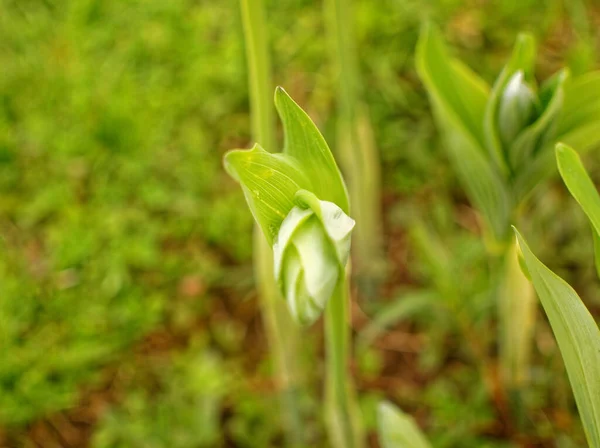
[0,0,598,446]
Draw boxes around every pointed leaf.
[416,24,490,148]
[556,143,600,280]
[274,87,349,213]
[377,401,432,448]
[224,144,312,244]
[514,229,600,447]
[556,143,600,236]
[416,24,511,243]
[559,119,600,154]
[558,71,600,136]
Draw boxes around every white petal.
[273,206,313,282]
[292,217,339,311]
[318,200,355,265]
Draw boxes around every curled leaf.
[224,144,312,244]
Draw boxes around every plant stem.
[325,0,384,299]
[240,0,274,152]
[497,236,536,426]
[325,270,364,448]
[240,0,305,445]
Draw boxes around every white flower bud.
[273,199,355,326]
[498,70,538,146]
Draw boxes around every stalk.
[325,0,384,298]
[497,237,536,426]
[324,269,364,448]
[240,0,305,444]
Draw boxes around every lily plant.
[224,87,363,448]
[417,24,600,410]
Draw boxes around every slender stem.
[325,0,384,299]
[240,0,274,152]
[325,270,364,448]
[240,1,305,445]
[497,237,536,427]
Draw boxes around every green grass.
[0,0,598,446]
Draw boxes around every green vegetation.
[515,144,600,447]
[0,0,599,447]
[225,88,362,447]
[416,24,600,415]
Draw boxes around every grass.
[0,0,598,446]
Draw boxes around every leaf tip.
[516,32,535,47]
[555,142,574,157]
[274,86,293,109]
[511,224,523,243]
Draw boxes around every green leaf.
[556,143,600,237]
[559,119,600,154]
[274,87,350,214]
[556,142,600,280]
[223,144,312,244]
[514,229,600,447]
[593,231,600,280]
[484,33,536,174]
[377,401,432,448]
[225,88,351,245]
[416,24,511,243]
[416,24,489,148]
[558,71,600,137]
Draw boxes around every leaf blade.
[416,24,511,242]
[224,144,312,244]
[514,229,600,447]
[558,71,600,136]
[556,143,600,237]
[274,87,350,213]
[377,401,432,448]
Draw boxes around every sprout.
[273,192,355,325]
[498,71,538,147]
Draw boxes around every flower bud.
[498,71,538,146]
[273,197,355,326]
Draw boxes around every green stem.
[240,0,274,152]
[497,237,536,427]
[325,0,384,299]
[325,270,364,448]
[240,1,305,445]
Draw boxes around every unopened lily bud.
[273,194,355,326]
[498,71,538,146]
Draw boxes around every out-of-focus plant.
[377,401,432,448]
[224,87,363,448]
[515,143,600,448]
[325,0,384,298]
[238,0,305,444]
[416,24,600,412]
[93,349,228,448]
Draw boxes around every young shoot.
[224,87,363,448]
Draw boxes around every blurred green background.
[0,0,599,446]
